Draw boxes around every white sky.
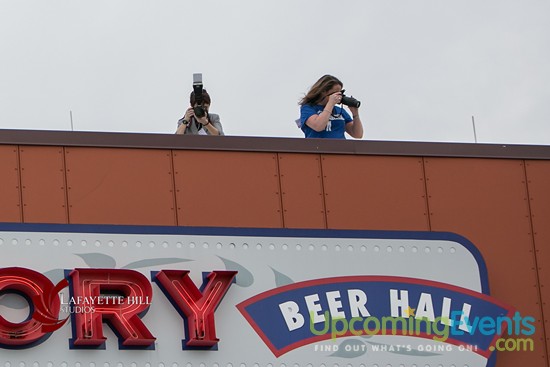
[1,1,549,144]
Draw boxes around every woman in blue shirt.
[299,75,363,139]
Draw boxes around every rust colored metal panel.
[424,158,547,366]
[526,160,550,362]
[19,146,68,223]
[173,151,283,228]
[0,145,22,222]
[278,153,326,229]
[321,155,429,231]
[65,147,176,226]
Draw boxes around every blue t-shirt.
[300,104,353,139]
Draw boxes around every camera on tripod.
[340,89,361,108]
[192,73,207,119]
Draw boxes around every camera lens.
[341,95,361,108]
[193,106,206,118]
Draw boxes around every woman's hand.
[326,91,342,107]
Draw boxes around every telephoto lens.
[193,106,206,118]
[341,95,361,108]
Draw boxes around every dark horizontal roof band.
[1,129,549,160]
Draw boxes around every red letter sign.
[68,268,155,349]
[0,267,62,348]
[153,270,237,348]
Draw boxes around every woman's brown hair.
[299,75,343,106]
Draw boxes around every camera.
[340,89,361,108]
[192,73,207,119]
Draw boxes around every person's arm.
[345,106,363,139]
[197,114,222,136]
[176,120,188,134]
[206,114,224,135]
[304,92,342,132]
[175,108,194,135]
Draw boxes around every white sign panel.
[0,224,511,367]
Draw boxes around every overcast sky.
[1,1,549,145]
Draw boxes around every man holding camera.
[176,89,224,136]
